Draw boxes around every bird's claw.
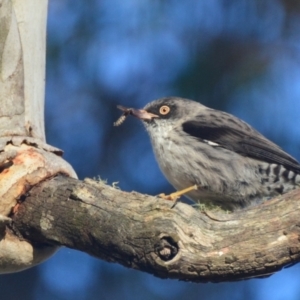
[158,193,180,201]
[158,185,198,207]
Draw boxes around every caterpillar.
[113,105,133,126]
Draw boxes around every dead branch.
[11,174,300,282]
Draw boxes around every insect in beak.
[114,106,158,126]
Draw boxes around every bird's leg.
[159,185,198,201]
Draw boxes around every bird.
[116,97,300,210]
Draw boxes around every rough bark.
[11,174,300,282]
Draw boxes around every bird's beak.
[130,109,159,121]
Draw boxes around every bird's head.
[114,97,208,139]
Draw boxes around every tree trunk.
[0,0,76,273]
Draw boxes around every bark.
[12,174,300,282]
[0,0,48,140]
[0,0,77,273]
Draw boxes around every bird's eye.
[159,105,170,115]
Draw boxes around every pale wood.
[12,0,48,140]
[0,0,25,137]
[0,0,48,139]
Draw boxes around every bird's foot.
[159,185,198,205]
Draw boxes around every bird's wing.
[182,113,300,172]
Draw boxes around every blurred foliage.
[174,38,270,108]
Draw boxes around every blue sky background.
[2,0,300,299]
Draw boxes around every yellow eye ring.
[159,105,170,115]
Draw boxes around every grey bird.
[118,97,300,210]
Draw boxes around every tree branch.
[11,174,300,282]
